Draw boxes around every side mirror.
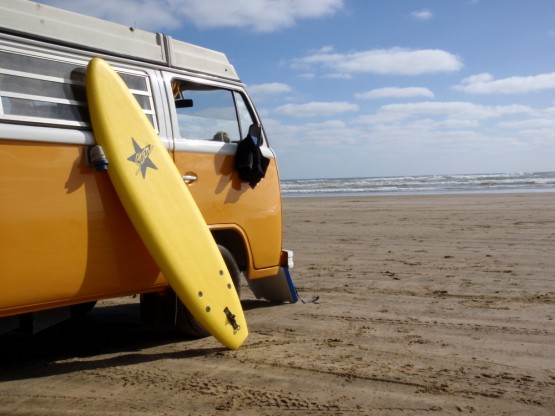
[175,99,193,109]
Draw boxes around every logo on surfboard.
[128,137,157,178]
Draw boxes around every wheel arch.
[210,227,250,274]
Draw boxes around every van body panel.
[0,140,167,316]
[174,151,283,271]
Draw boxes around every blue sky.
[42,0,555,179]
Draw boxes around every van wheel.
[176,245,242,338]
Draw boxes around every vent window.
[0,49,156,129]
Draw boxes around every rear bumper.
[280,249,294,268]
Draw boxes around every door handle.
[182,174,198,183]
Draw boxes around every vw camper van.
[0,0,293,336]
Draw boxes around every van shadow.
[0,302,224,382]
[0,298,281,382]
[241,299,287,311]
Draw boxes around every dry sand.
[1,193,554,415]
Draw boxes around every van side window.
[172,80,255,143]
[0,49,157,129]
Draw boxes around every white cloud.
[356,87,435,100]
[498,120,555,133]
[275,101,359,117]
[42,0,180,30]
[177,0,344,32]
[248,83,292,95]
[298,73,316,80]
[454,72,555,94]
[410,9,433,21]
[265,100,555,179]
[292,47,462,76]
[357,101,533,124]
[40,0,344,32]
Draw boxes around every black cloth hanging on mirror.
[234,124,270,188]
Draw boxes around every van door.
[165,76,282,277]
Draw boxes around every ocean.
[280,172,555,197]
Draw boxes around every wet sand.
[1,193,554,415]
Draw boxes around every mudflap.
[248,267,299,304]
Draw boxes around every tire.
[175,245,243,338]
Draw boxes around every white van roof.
[0,0,240,81]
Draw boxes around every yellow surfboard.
[86,57,247,349]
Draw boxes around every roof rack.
[0,0,239,80]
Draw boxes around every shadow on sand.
[0,297,283,381]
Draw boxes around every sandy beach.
[1,193,554,415]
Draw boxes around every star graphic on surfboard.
[127,137,158,178]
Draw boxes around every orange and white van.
[0,0,295,335]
